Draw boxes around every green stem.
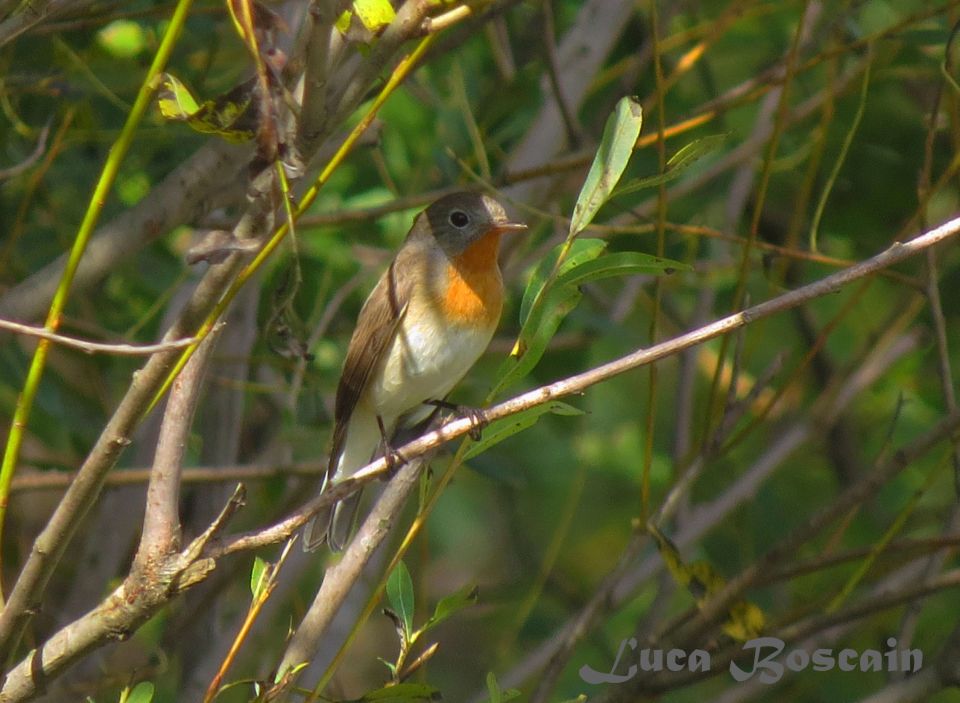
[0,0,197,603]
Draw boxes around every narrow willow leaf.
[666,133,729,170]
[569,96,642,236]
[485,672,502,703]
[250,556,269,599]
[556,251,690,288]
[387,561,415,637]
[494,286,581,395]
[423,584,479,630]
[519,238,606,327]
[463,402,583,461]
[613,133,728,198]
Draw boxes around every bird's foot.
[428,399,489,441]
[382,443,408,478]
[377,415,407,478]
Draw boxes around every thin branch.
[0,487,245,703]
[421,3,473,34]
[294,0,347,153]
[0,119,50,181]
[540,0,582,147]
[9,462,326,493]
[0,316,213,356]
[0,0,96,48]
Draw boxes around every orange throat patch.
[441,232,504,326]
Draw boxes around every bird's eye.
[449,210,470,228]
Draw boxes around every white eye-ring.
[449,210,470,228]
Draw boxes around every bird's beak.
[490,222,528,235]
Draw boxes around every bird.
[304,191,528,551]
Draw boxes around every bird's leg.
[427,399,488,441]
[377,414,407,477]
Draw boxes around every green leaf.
[464,402,583,461]
[556,251,690,288]
[377,657,398,677]
[519,238,606,327]
[156,73,201,120]
[612,133,728,198]
[352,682,442,702]
[124,682,154,703]
[486,672,501,703]
[387,561,415,637]
[250,556,268,599]
[666,133,729,171]
[423,584,479,631]
[483,673,521,703]
[569,96,643,237]
[494,286,581,395]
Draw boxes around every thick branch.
[271,455,430,695]
[138,330,218,560]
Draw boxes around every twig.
[0,487,245,703]
[0,0,95,48]
[540,0,582,147]
[0,317,212,356]
[9,462,326,493]
[421,4,473,34]
[0,119,50,181]
[294,0,348,152]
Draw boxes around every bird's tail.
[302,412,381,552]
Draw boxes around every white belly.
[367,304,496,423]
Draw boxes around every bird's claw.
[383,443,408,478]
[428,400,488,441]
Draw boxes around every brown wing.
[328,257,410,477]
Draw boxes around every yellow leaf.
[353,0,396,31]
